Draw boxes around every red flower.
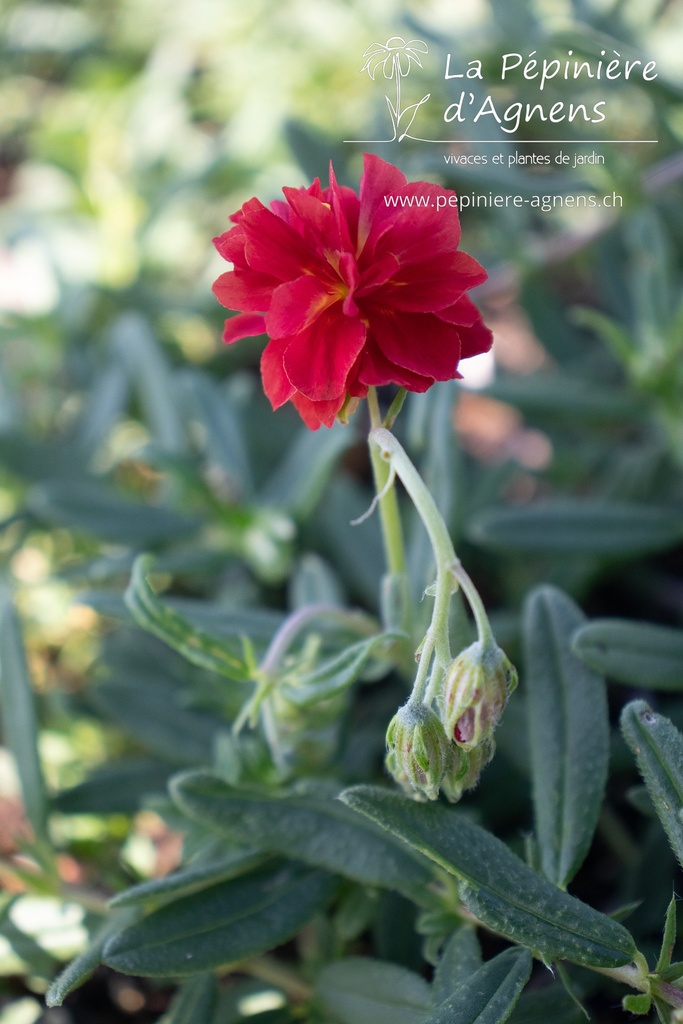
[212,154,492,429]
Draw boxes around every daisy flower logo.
[360,37,431,142]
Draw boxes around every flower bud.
[441,740,495,803]
[441,640,517,751]
[386,700,450,801]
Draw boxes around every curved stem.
[370,428,456,670]
[260,604,377,675]
[367,390,407,577]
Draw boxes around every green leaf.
[508,985,584,1024]
[621,702,683,871]
[0,431,86,482]
[572,620,683,690]
[469,500,682,556]
[27,480,201,546]
[483,374,642,424]
[280,633,397,707]
[432,928,482,1005]
[656,895,677,973]
[160,974,219,1023]
[46,914,132,1007]
[52,758,173,815]
[425,947,531,1024]
[124,556,250,681]
[315,957,432,1024]
[90,674,227,765]
[109,851,266,908]
[77,359,129,458]
[171,772,435,896]
[112,312,188,454]
[260,423,355,519]
[179,370,253,498]
[103,863,336,977]
[524,586,608,888]
[0,599,48,844]
[341,787,637,969]
[78,589,284,642]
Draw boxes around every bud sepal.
[386,700,450,801]
[441,640,518,751]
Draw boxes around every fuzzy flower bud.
[441,740,495,803]
[441,640,517,751]
[386,700,450,801]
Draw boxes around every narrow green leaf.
[621,702,683,871]
[572,620,683,690]
[77,359,129,457]
[103,864,336,977]
[432,928,482,1005]
[656,895,677,972]
[341,786,637,969]
[0,599,48,844]
[160,974,219,1024]
[109,851,266,908]
[52,758,173,815]
[508,985,584,1024]
[90,676,227,765]
[315,957,431,1024]
[425,947,531,1024]
[46,914,132,1007]
[260,423,355,519]
[79,590,284,642]
[469,500,682,555]
[524,586,608,888]
[125,556,250,681]
[281,633,397,707]
[0,431,86,482]
[112,312,188,454]
[171,772,435,896]
[483,374,642,423]
[28,480,201,546]
[179,370,253,498]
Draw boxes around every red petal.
[453,317,494,359]
[283,307,367,401]
[358,154,407,249]
[212,270,275,313]
[364,183,465,264]
[282,187,341,251]
[266,276,337,338]
[357,339,435,391]
[436,294,483,326]
[222,313,266,345]
[437,296,493,358]
[240,204,324,281]
[261,337,296,409]
[370,310,463,380]
[290,392,346,429]
[367,252,486,313]
[213,225,248,268]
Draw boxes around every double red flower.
[213,154,492,429]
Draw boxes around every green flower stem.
[367,389,407,578]
[369,429,495,689]
[593,954,683,1013]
